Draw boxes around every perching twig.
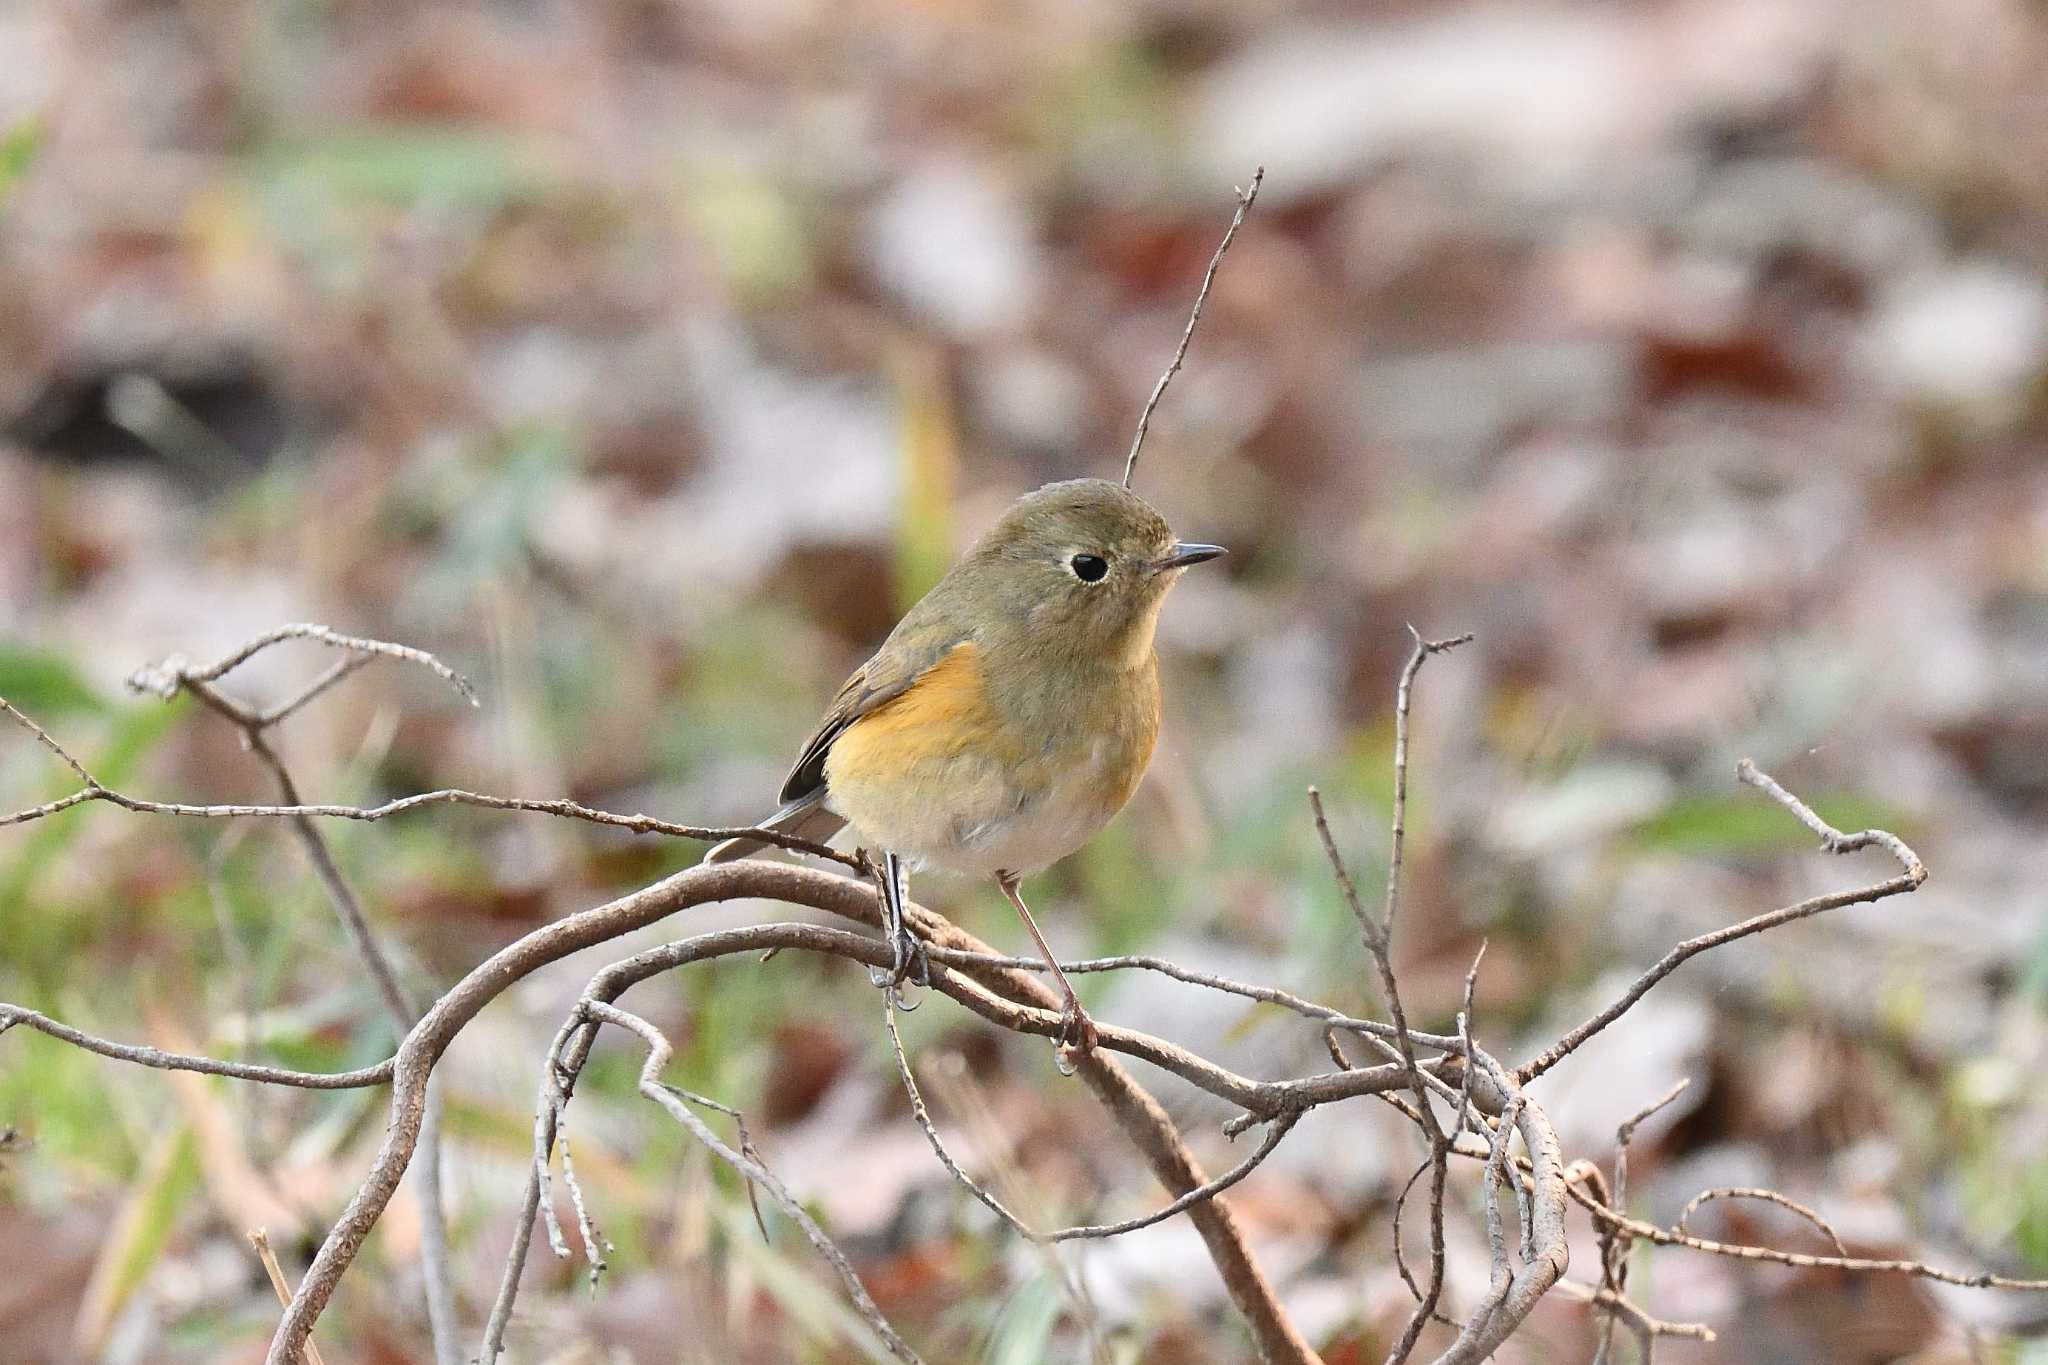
[467,902,1337,1365]
[1122,167,1264,490]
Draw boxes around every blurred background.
[3,0,2047,1361]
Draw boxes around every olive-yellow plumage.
[823,640,1157,879]
[706,477,1223,1058]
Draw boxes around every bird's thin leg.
[869,851,928,998]
[996,871,1098,1065]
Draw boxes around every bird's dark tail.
[702,793,846,863]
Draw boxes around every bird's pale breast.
[822,642,1158,877]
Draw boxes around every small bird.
[707,477,1224,1060]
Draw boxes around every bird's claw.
[1052,996,1100,1075]
[904,935,933,989]
[869,922,931,1007]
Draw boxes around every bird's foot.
[868,922,931,1006]
[1051,995,1100,1076]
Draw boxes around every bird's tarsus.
[868,850,929,1006]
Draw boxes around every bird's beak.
[1153,542,1227,573]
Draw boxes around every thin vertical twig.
[1380,628,1476,954]
[1314,629,1472,1365]
[1593,1079,1689,1365]
[1122,167,1265,489]
[1310,631,1473,1101]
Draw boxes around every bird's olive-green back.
[778,478,1183,803]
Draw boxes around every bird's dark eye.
[1070,553,1109,582]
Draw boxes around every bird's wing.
[778,619,971,805]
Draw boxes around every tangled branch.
[4,620,2040,1365]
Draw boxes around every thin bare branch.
[1380,629,1476,952]
[1430,1060,1569,1365]
[0,1004,392,1088]
[259,654,375,727]
[884,998,1037,1235]
[1452,943,1486,1137]
[1553,1280,1716,1346]
[481,1012,599,1364]
[1737,759,1926,879]
[1593,1078,1689,1365]
[0,767,859,867]
[1122,167,1264,489]
[126,622,477,707]
[1617,1079,1692,1151]
[1676,1187,1848,1257]
[1479,1097,1523,1295]
[584,1000,924,1365]
[888,987,1307,1243]
[1385,941,1488,1365]
[1051,1113,1301,1242]
[556,1126,609,1285]
[1386,1153,1458,1361]
[927,943,1468,1054]
[0,695,98,787]
[1314,630,1474,1365]
[1518,760,1926,1082]
[536,1085,576,1260]
[0,785,99,826]
[231,720,420,1017]
[1311,789,1435,1124]
[1307,787,1373,945]
[1311,633,1473,1135]
[1563,1174,2048,1290]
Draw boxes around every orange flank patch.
[829,643,1021,776]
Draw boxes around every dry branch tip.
[1122,165,1264,490]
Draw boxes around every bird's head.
[965,478,1224,669]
